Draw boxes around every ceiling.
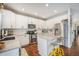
[4,3,79,20]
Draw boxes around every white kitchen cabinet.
[14,29,29,46]
[37,36,59,56]
[38,20,45,29]
[31,18,45,29]
[38,37,48,56]
[16,35,29,46]
[15,14,28,29]
[30,18,38,28]
[2,10,16,28]
[0,48,19,56]
[0,11,2,29]
[27,17,45,29]
[28,17,33,24]
[35,19,40,29]
[10,12,16,28]
[1,9,46,29]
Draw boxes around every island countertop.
[37,33,63,41]
[0,39,20,53]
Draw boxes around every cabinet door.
[2,10,15,28]
[22,16,28,29]
[0,48,19,56]
[30,18,37,28]
[37,37,48,56]
[2,10,11,28]
[10,12,16,28]
[32,18,45,29]
[16,35,29,46]
[15,14,28,29]
[38,20,45,29]
[0,11,1,29]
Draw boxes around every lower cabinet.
[37,37,59,56]
[37,37,48,56]
[0,48,19,56]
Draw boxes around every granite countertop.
[37,32,63,40]
[37,33,64,46]
[0,39,20,53]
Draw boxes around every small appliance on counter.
[27,24,37,43]
[0,29,15,41]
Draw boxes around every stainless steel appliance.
[27,24,37,43]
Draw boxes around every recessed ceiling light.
[34,13,38,15]
[22,8,24,11]
[45,4,48,7]
[54,10,57,13]
[43,16,46,18]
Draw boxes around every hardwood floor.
[23,36,79,56]
[24,43,40,56]
[60,35,79,56]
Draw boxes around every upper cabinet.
[0,11,2,29]
[15,14,28,29]
[36,19,45,29]
[2,10,16,28]
[1,9,46,29]
[38,20,46,29]
[30,18,45,29]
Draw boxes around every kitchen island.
[37,34,63,56]
[0,39,21,56]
